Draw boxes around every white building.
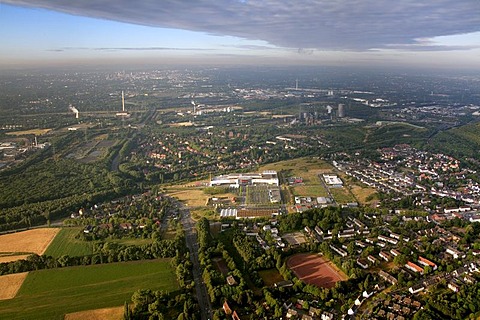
[210,170,279,188]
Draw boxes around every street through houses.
[180,205,213,320]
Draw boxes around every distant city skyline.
[1,1,480,70]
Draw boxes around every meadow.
[43,227,93,257]
[0,259,177,320]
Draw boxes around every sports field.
[43,227,93,257]
[0,228,59,256]
[0,259,177,320]
[287,253,347,288]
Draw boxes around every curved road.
[180,205,213,320]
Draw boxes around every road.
[179,205,213,320]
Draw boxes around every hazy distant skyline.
[1,1,480,70]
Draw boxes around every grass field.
[0,259,177,320]
[291,185,329,197]
[5,129,52,136]
[43,228,93,257]
[330,188,356,204]
[258,269,284,287]
[166,187,210,207]
[350,185,378,205]
[0,228,59,256]
[261,157,333,183]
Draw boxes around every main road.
[179,204,213,320]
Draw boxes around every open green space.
[330,188,356,204]
[0,259,177,320]
[291,184,328,197]
[261,157,333,184]
[258,269,284,287]
[43,227,92,257]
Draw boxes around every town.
[0,67,480,320]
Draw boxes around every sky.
[1,0,480,70]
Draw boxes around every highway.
[180,205,213,320]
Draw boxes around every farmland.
[0,228,59,257]
[0,272,28,300]
[0,259,177,320]
[64,306,123,320]
[43,227,93,257]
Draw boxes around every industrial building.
[210,170,279,188]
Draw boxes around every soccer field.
[0,259,177,320]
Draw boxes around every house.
[367,255,379,265]
[223,301,232,315]
[330,244,348,257]
[356,258,369,269]
[379,270,397,285]
[274,280,293,288]
[390,249,401,257]
[378,235,398,245]
[409,284,425,294]
[119,223,133,231]
[232,311,241,320]
[286,309,298,319]
[355,240,367,248]
[446,246,465,259]
[226,275,237,286]
[321,311,334,320]
[405,261,424,273]
[309,307,321,317]
[379,251,392,262]
[418,256,438,270]
[448,281,461,292]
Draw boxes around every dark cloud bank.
[4,0,480,50]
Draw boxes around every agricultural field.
[0,228,59,258]
[287,253,347,289]
[64,306,123,320]
[43,227,93,257]
[0,259,178,320]
[0,272,28,300]
[0,255,29,263]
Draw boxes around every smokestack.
[122,90,125,112]
[191,100,196,115]
[69,105,79,119]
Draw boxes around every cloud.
[5,0,480,51]
[48,46,214,52]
